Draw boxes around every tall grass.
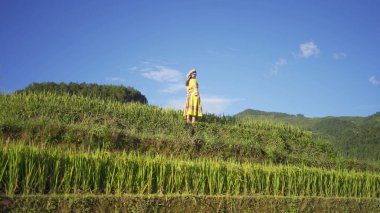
[0,92,337,166]
[0,142,379,198]
[0,92,318,141]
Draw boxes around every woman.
[184,68,203,125]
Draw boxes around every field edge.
[1,194,379,212]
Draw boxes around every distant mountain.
[235,109,380,163]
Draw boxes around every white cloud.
[202,96,243,114]
[134,63,185,93]
[271,58,287,75]
[369,76,380,86]
[141,65,182,82]
[106,77,126,82]
[299,41,320,58]
[333,52,347,60]
[161,82,185,93]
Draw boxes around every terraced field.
[0,92,379,212]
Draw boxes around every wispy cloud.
[133,63,185,93]
[369,76,380,86]
[271,58,287,75]
[299,41,320,58]
[161,82,185,93]
[128,66,138,71]
[333,52,347,60]
[202,96,244,114]
[106,77,127,82]
[141,65,182,83]
[271,41,319,75]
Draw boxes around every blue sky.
[1,0,379,117]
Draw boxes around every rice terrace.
[0,83,379,212]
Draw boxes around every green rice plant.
[5,147,21,195]
[0,157,8,194]
[104,160,117,194]
[36,163,47,193]
[115,156,128,195]
[63,163,75,194]
[1,141,380,198]
[20,156,37,194]
[51,159,63,193]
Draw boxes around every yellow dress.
[184,78,203,118]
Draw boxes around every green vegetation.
[1,142,379,197]
[17,82,148,104]
[236,109,380,164]
[1,90,379,211]
[0,92,342,168]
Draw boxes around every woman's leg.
[191,116,197,125]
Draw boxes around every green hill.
[235,109,380,163]
[0,92,340,168]
[1,92,379,212]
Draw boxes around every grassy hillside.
[235,109,380,164]
[1,92,379,211]
[0,92,342,168]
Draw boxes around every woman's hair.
[186,77,191,86]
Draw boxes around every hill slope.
[1,92,380,212]
[235,109,380,163]
[0,92,346,169]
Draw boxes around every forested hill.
[235,109,380,163]
[16,82,148,104]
